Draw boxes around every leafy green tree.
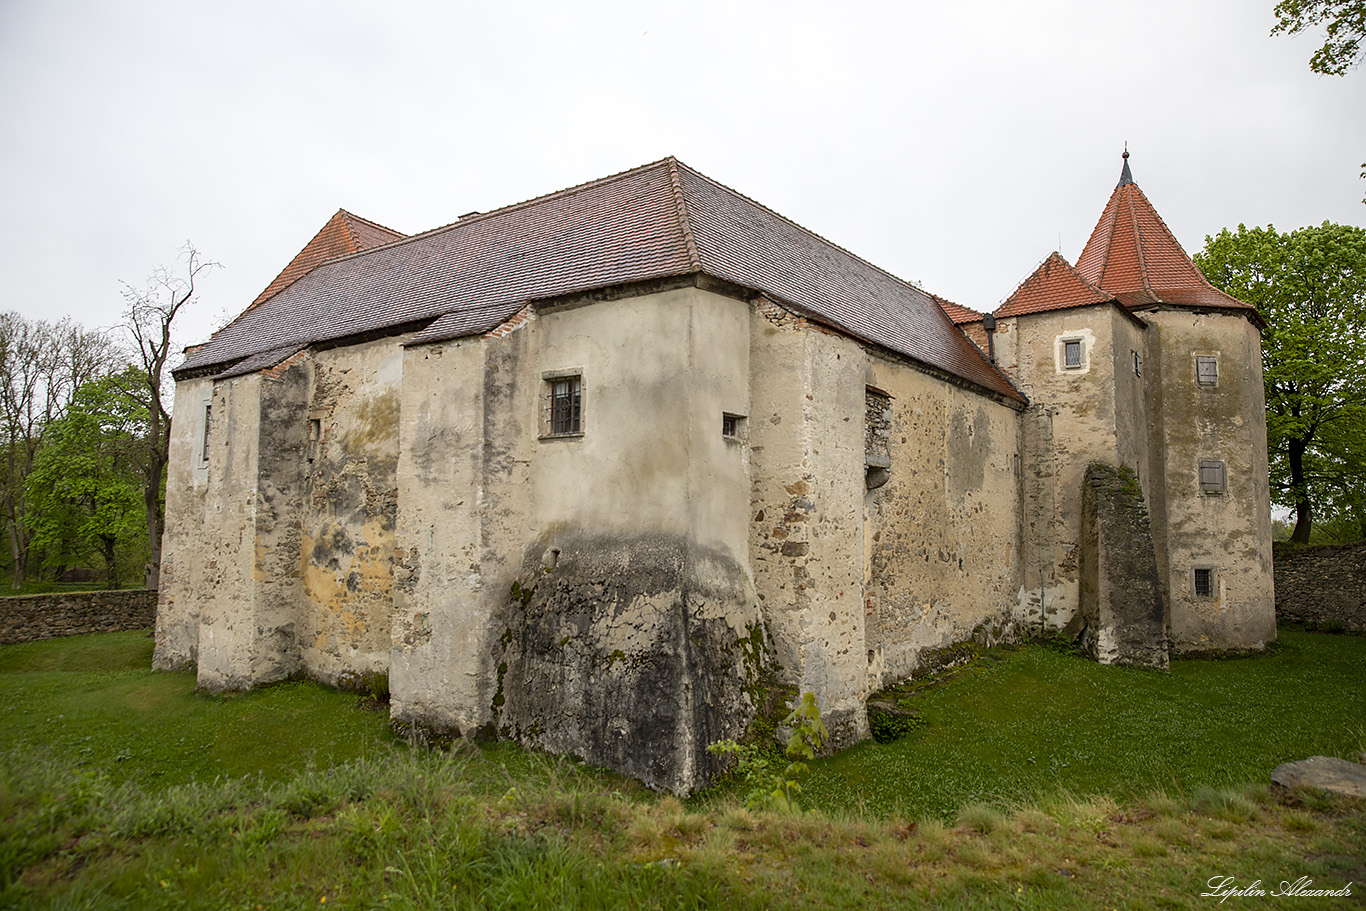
[25,370,149,588]
[1272,0,1366,75]
[1195,222,1366,543]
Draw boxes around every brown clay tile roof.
[995,252,1115,319]
[933,294,985,325]
[177,159,1021,403]
[249,209,406,308]
[1074,156,1253,315]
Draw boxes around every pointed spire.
[1118,145,1134,187]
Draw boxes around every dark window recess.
[201,404,212,462]
[1193,567,1215,598]
[865,388,891,490]
[307,419,322,462]
[1196,356,1218,386]
[1199,459,1226,494]
[549,376,581,435]
[722,413,746,440]
[1064,339,1082,369]
[1133,350,1141,376]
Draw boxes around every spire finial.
[1118,144,1135,187]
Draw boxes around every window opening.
[307,419,322,463]
[201,404,211,463]
[1133,350,1141,376]
[722,413,746,441]
[1196,356,1218,386]
[1063,339,1082,369]
[1192,567,1215,598]
[544,375,582,436]
[1199,459,1226,495]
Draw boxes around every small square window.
[1063,339,1083,369]
[722,413,746,440]
[1199,459,1226,495]
[1196,356,1218,386]
[542,373,582,437]
[1192,567,1216,598]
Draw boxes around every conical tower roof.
[1074,153,1253,314]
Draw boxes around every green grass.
[2,629,1363,910]
[803,630,1366,820]
[0,630,396,786]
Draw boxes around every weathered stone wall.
[862,351,1024,690]
[1145,310,1275,653]
[1,590,157,644]
[298,337,403,686]
[1273,543,1366,632]
[1076,463,1167,669]
[748,301,870,748]
[993,305,1130,631]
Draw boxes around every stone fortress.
[154,154,1274,793]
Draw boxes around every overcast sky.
[2,0,1363,354]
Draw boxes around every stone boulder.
[1270,756,1366,799]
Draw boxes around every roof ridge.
[291,158,683,271]
[666,158,702,272]
[671,159,934,302]
[1124,188,1155,296]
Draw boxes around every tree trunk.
[143,421,165,590]
[102,535,119,590]
[1288,437,1313,544]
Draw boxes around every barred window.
[1192,567,1216,598]
[1063,339,1083,369]
[544,374,582,436]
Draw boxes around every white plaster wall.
[391,335,493,735]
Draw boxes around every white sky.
[1,0,1363,353]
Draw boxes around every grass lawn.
[1,628,1363,910]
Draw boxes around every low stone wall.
[1274,542,1366,633]
[0,590,157,644]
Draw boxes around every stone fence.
[0,590,157,644]
[1273,542,1366,633]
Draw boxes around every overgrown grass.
[802,629,1366,820]
[2,629,1363,909]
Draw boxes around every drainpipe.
[982,313,997,364]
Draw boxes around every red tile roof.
[177,159,1022,403]
[995,252,1114,319]
[249,209,405,308]
[1074,155,1253,315]
[933,295,985,325]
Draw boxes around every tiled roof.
[1074,156,1253,314]
[933,295,985,325]
[178,159,1021,402]
[249,210,406,308]
[995,252,1114,319]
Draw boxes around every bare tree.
[0,313,121,588]
[123,243,218,590]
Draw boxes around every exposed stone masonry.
[1273,542,1366,632]
[1,590,157,644]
